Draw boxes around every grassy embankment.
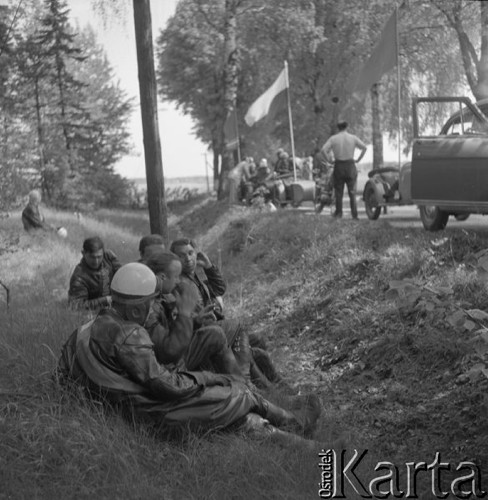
[1,198,487,498]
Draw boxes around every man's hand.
[173,281,199,317]
[196,250,213,270]
[195,304,217,326]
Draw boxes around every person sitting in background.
[57,263,323,446]
[274,150,294,176]
[68,236,122,311]
[169,238,286,390]
[138,233,166,262]
[22,190,54,232]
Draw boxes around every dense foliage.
[157,0,487,172]
[0,0,134,210]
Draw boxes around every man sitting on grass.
[138,234,166,262]
[169,238,285,390]
[57,263,323,448]
[143,250,245,378]
[22,190,55,233]
[68,236,121,311]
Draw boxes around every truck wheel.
[419,205,449,231]
[364,185,381,220]
[454,214,470,221]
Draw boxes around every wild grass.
[2,200,488,498]
[0,207,326,500]
[206,208,488,482]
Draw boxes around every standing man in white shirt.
[321,121,367,219]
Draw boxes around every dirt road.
[304,202,488,232]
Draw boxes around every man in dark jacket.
[68,236,122,311]
[57,263,322,444]
[169,238,285,389]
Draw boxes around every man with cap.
[57,263,324,446]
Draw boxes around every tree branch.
[193,0,223,34]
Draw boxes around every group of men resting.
[61,234,335,449]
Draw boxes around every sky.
[67,0,209,179]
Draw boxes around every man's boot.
[240,412,321,451]
[263,395,321,438]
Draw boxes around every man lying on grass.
[169,237,285,391]
[57,263,323,448]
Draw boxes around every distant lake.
[131,176,211,193]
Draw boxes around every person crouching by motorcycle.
[248,159,275,206]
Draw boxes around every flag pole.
[395,4,401,168]
[284,61,297,181]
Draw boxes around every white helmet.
[111,263,158,304]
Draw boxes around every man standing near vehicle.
[228,157,254,205]
[321,121,367,219]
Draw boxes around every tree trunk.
[34,77,46,173]
[132,0,168,243]
[211,138,219,192]
[219,0,239,200]
[55,55,71,159]
[476,1,488,99]
[371,83,383,170]
[329,97,340,137]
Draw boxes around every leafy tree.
[0,3,35,208]
[70,27,133,174]
[37,0,86,165]
[0,0,135,209]
[429,0,488,101]
[157,1,226,185]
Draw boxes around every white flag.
[245,68,288,127]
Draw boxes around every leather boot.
[263,395,321,438]
[240,413,321,451]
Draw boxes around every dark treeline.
[157,0,488,184]
[2,0,487,209]
[0,0,134,210]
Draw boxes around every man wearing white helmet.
[57,263,324,445]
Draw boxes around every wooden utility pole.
[132,0,168,242]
